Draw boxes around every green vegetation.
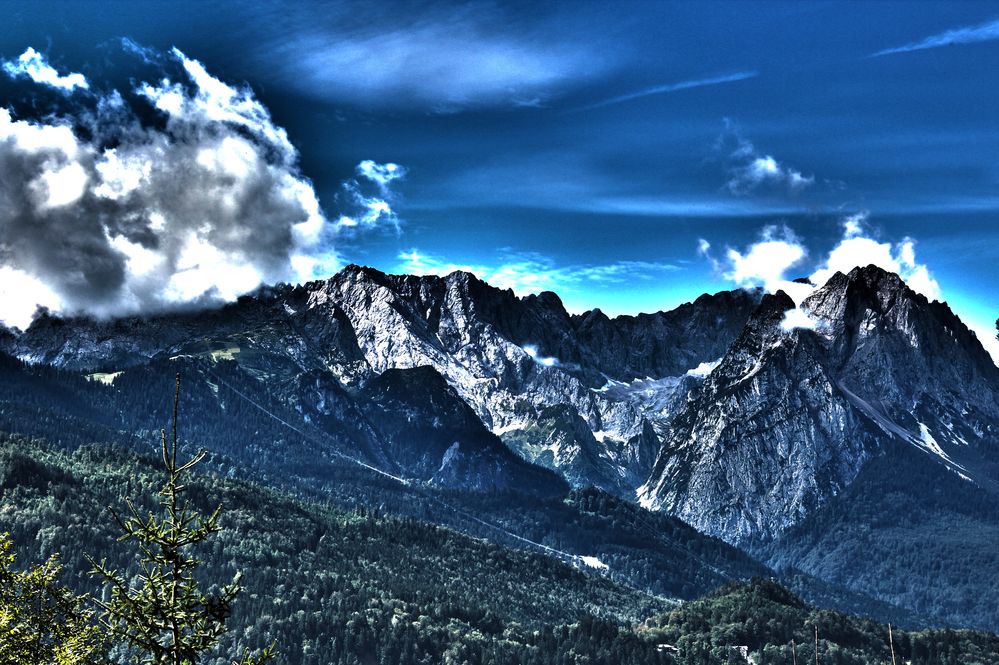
[756,444,999,631]
[87,376,273,664]
[0,533,103,664]
[0,432,675,664]
[641,578,999,664]
[4,430,999,663]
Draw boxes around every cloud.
[721,226,811,300]
[572,70,758,112]
[719,123,815,195]
[263,5,604,112]
[522,344,560,368]
[334,160,407,232]
[396,249,680,297]
[707,215,943,311]
[356,160,406,193]
[780,307,819,332]
[2,47,89,92]
[872,17,999,57]
[809,215,942,301]
[0,45,335,330]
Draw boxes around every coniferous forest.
[3,428,999,664]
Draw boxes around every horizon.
[1,1,998,360]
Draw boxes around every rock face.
[638,265,999,544]
[2,263,995,546]
[0,265,759,500]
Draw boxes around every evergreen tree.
[0,532,104,665]
[87,374,274,665]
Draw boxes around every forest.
[3,430,999,664]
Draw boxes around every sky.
[0,0,997,358]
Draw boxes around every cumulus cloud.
[718,123,814,195]
[809,214,942,301]
[719,225,812,302]
[0,45,336,329]
[2,47,89,92]
[334,161,407,232]
[872,17,999,57]
[707,215,943,313]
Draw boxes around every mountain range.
[1,262,997,632]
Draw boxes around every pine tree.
[88,374,275,665]
[0,532,104,665]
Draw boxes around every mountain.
[639,265,999,544]
[1,263,998,630]
[0,265,761,497]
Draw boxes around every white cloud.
[842,211,867,238]
[335,161,407,233]
[0,267,63,330]
[2,47,89,92]
[780,307,819,331]
[722,226,810,300]
[396,249,680,297]
[809,216,942,302]
[266,7,604,112]
[720,124,814,195]
[356,160,406,192]
[522,344,560,367]
[573,70,758,112]
[0,46,335,329]
[872,18,999,57]
[729,154,814,194]
[710,215,943,311]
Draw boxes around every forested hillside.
[641,579,999,665]
[1,433,673,663]
[5,434,998,664]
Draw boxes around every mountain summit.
[639,264,999,543]
[2,264,997,542]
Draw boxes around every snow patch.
[578,556,608,571]
[685,358,721,378]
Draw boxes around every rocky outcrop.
[638,266,999,544]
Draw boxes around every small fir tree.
[88,374,274,665]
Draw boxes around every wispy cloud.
[260,4,606,112]
[718,122,814,195]
[335,161,407,233]
[396,250,680,297]
[573,70,758,112]
[2,47,89,92]
[872,17,999,57]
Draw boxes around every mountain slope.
[0,266,761,494]
[0,434,671,665]
[640,578,999,664]
[639,265,999,545]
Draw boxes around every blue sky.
[0,0,998,356]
